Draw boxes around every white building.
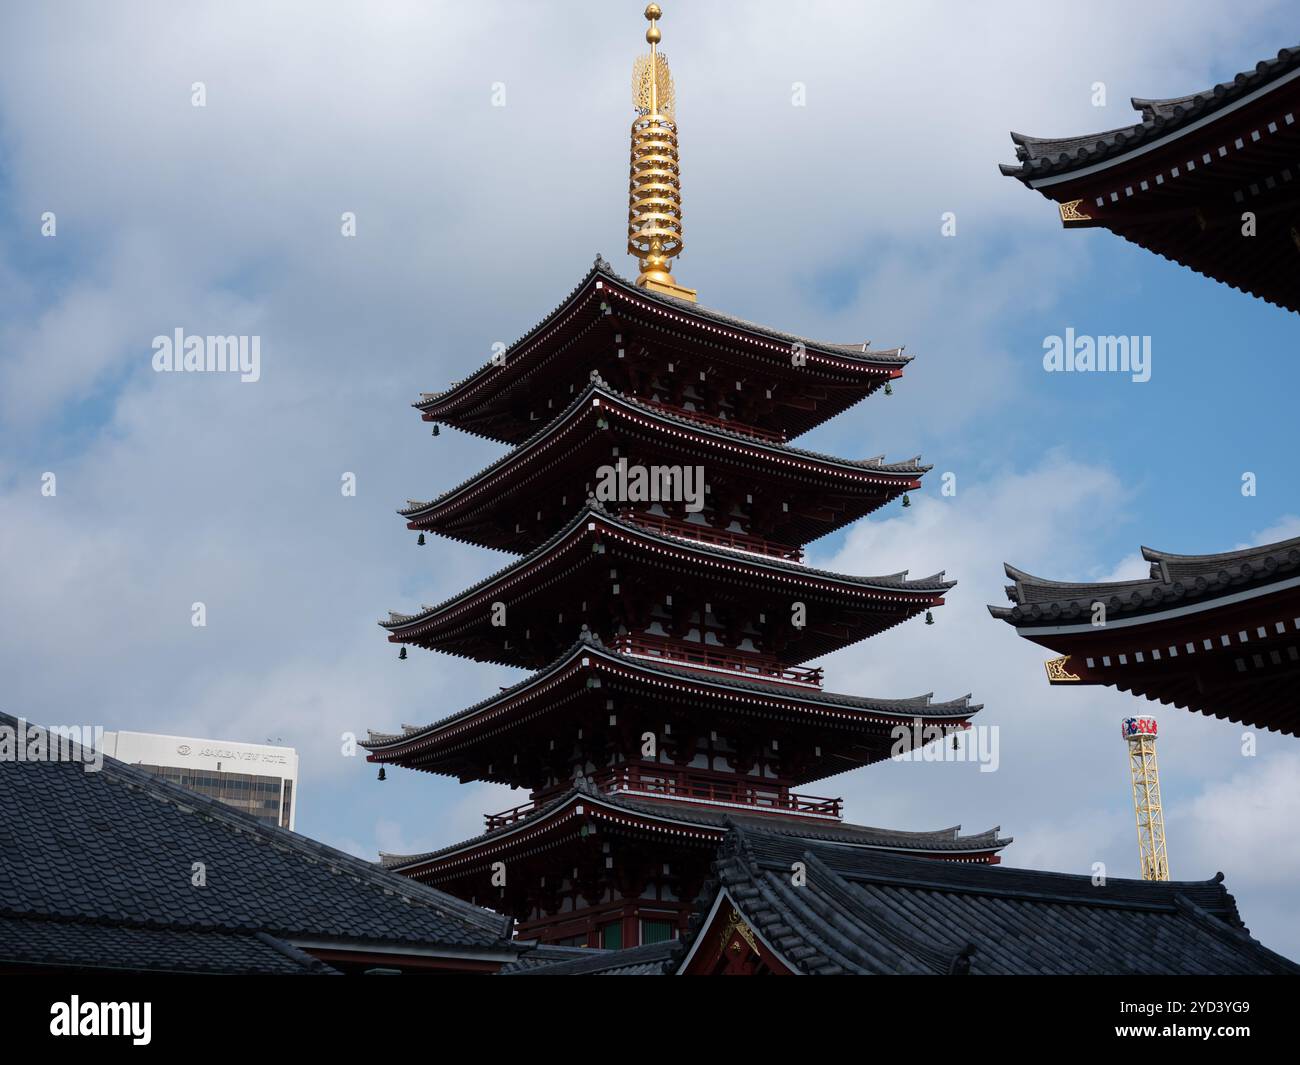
[100,730,299,831]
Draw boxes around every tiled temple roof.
[0,713,516,974]
[494,825,1298,975]
[499,939,680,976]
[1001,45,1300,182]
[989,534,1300,626]
[682,828,1299,975]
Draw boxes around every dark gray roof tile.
[692,827,1299,975]
[1002,45,1300,181]
[0,713,517,974]
[989,534,1300,625]
[499,938,681,975]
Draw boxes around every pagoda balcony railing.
[483,766,842,830]
[609,632,824,689]
[484,799,539,832]
[622,510,803,562]
[640,398,787,444]
[595,764,842,820]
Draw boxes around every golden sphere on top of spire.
[645,4,662,44]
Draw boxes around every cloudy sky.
[3,1,1298,958]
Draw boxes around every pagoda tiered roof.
[990,534,1300,734]
[1001,44,1300,312]
[415,258,912,443]
[378,12,994,942]
[363,633,979,786]
[377,778,1011,879]
[383,502,951,666]
[400,375,925,553]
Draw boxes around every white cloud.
[1181,750,1300,888]
[1177,750,1300,959]
[1240,514,1300,548]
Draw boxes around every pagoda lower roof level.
[401,376,925,553]
[363,633,980,786]
[416,257,912,444]
[383,502,952,668]
[378,779,1011,878]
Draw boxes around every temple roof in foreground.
[1002,45,1300,183]
[688,828,1300,975]
[989,536,1300,735]
[507,826,1299,975]
[415,258,912,443]
[377,778,1009,873]
[0,713,516,974]
[990,535,1300,627]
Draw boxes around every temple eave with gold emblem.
[1001,44,1300,313]
[990,538,1300,735]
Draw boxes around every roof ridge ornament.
[628,5,697,303]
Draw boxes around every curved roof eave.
[415,256,913,415]
[382,502,953,633]
[1000,44,1300,185]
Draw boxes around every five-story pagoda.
[365,6,1006,950]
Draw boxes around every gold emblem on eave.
[1045,655,1082,682]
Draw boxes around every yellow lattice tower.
[628,4,696,302]
[1121,716,1169,881]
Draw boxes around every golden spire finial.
[628,4,696,301]
[645,3,662,45]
